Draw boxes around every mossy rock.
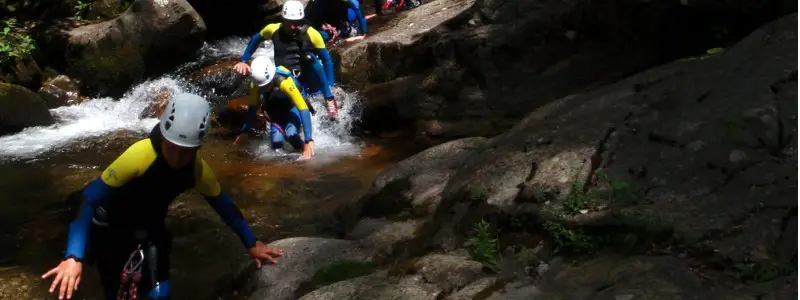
[67,38,145,96]
[0,83,54,135]
[312,260,376,286]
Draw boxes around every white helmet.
[281,0,305,20]
[159,93,211,148]
[250,56,276,86]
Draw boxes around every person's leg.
[270,122,287,150]
[284,107,304,150]
[302,53,334,100]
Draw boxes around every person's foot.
[326,99,339,120]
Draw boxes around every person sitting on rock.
[41,93,284,300]
[306,0,369,42]
[233,0,339,121]
[234,56,316,160]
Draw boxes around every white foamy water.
[0,37,363,162]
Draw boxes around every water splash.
[0,37,363,163]
[0,77,190,160]
[254,87,363,163]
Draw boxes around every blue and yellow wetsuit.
[240,23,336,100]
[241,66,314,150]
[64,125,257,299]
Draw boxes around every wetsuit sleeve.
[195,159,258,248]
[64,139,155,260]
[278,77,313,141]
[345,0,368,34]
[240,83,261,133]
[240,24,280,62]
[306,27,336,86]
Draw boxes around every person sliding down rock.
[42,93,284,300]
[233,0,340,121]
[234,56,317,160]
[306,0,369,43]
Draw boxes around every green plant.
[595,171,633,201]
[0,19,36,66]
[74,0,92,20]
[542,220,600,254]
[732,261,794,283]
[563,180,592,215]
[467,219,499,265]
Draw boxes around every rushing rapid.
[0,38,362,161]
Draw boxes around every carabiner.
[123,245,145,273]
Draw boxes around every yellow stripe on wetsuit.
[258,23,328,49]
[247,66,308,111]
[100,139,221,197]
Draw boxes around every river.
[0,38,426,299]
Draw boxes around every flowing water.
[0,38,428,299]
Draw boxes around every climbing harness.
[117,245,145,300]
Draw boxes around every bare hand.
[247,241,284,268]
[233,62,251,76]
[234,133,248,145]
[301,141,315,160]
[42,258,83,300]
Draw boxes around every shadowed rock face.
[342,0,797,138]
[0,83,54,135]
[303,12,797,300]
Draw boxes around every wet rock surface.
[37,75,81,108]
[0,83,54,135]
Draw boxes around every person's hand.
[234,133,248,145]
[41,258,83,300]
[233,62,250,76]
[247,241,284,268]
[301,141,315,160]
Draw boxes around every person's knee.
[284,124,299,137]
[271,135,286,149]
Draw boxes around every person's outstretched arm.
[194,159,257,248]
[240,24,281,62]
[239,83,261,134]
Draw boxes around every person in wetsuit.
[41,93,284,300]
[232,0,339,120]
[306,0,368,41]
[233,56,316,160]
